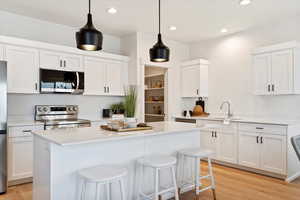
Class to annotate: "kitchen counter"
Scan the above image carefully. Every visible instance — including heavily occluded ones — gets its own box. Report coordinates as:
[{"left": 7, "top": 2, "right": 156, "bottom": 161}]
[
  {"left": 32, "top": 121, "right": 201, "bottom": 146},
  {"left": 174, "top": 115, "right": 300, "bottom": 126},
  {"left": 32, "top": 121, "right": 201, "bottom": 200}
]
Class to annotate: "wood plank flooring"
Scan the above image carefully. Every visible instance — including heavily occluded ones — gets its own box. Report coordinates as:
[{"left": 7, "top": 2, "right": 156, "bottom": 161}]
[{"left": 1, "top": 162, "right": 300, "bottom": 200}]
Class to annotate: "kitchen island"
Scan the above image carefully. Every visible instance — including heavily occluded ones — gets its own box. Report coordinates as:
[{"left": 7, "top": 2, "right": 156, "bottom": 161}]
[{"left": 31, "top": 121, "right": 201, "bottom": 200}]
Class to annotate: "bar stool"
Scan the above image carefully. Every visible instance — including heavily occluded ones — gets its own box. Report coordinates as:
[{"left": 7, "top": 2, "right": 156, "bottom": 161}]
[
  {"left": 78, "top": 165, "right": 128, "bottom": 200},
  {"left": 177, "top": 148, "right": 216, "bottom": 200},
  {"left": 136, "top": 155, "right": 179, "bottom": 200}
]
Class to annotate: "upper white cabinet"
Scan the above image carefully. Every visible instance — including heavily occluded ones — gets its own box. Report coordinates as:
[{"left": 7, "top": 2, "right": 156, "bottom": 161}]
[
  {"left": 5, "top": 45, "right": 39, "bottom": 94},
  {"left": 40, "top": 50, "right": 83, "bottom": 72},
  {"left": 181, "top": 59, "right": 209, "bottom": 98},
  {"left": 253, "top": 41, "right": 300, "bottom": 95},
  {"left": 84, "top": 57, "right": 127, "bottom": 96},
  {"left": 0, "top": 44, "right": 4, "bottom": 61}
]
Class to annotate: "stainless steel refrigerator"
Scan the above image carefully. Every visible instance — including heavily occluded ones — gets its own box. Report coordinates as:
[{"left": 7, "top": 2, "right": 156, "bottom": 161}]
[{"left": 0, "top": 61, "right": 7, "bottom": 194}]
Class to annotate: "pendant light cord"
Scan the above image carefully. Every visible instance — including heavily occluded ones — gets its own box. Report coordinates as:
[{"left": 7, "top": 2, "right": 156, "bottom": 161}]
[
  {"left": 89, "top": 0, "right": 91, "bottom": 14},
  {"left": 159, "top": 0, "right": 161, "bottom": 34}
]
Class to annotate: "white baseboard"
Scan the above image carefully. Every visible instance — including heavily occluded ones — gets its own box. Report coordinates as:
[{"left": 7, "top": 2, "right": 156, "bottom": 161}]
[{"left": 285, "top": 171, "right": 300, "bottom": 183}]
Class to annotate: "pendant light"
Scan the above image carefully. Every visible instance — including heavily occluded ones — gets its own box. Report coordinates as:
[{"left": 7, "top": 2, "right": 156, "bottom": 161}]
[
  {"left": 149, "top": 0, "right": 170, "bottom": 62},
  {"left": 76, "top": 0, "right": 103, "bottom": 51}
]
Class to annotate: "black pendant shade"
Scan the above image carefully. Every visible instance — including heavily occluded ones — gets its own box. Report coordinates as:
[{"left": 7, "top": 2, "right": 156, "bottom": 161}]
[
  {"left": 76, "top": 0, "right": 103, "bottom": 51},
  {"left": 149, "top": 0, "right": 170, "bottom": 62}
]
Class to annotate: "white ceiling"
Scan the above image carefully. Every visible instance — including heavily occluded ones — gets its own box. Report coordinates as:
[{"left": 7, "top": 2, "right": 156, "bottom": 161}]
[{"left": 1, "top": 0, "right": 300, "bottom": 42}]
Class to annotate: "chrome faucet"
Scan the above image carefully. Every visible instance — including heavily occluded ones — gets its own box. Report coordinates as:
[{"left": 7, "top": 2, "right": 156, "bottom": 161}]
[{"left": 220, "top": 101, "right": 233, "bottom": 119}]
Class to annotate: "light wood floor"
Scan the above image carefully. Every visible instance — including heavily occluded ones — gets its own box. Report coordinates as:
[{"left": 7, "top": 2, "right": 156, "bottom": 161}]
[{"left": 1, "top": 162, "right": 300, "bottom": 200}]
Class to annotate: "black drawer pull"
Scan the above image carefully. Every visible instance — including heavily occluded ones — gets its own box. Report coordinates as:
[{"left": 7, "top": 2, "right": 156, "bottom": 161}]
[
  {"left": 22, "top": 130, "right": 32, "bottom": 133},
  {"left": 256, "top": 127, "right": 264, "bottom": 130}
]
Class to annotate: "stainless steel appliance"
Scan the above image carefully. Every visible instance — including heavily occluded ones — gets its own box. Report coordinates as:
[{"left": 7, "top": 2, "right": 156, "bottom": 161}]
[
  {"left": 0, "top": 61, "right": 7, "bottom": 194},
  {"left": 40, "top": 69, "right": 84, "bottom": 94},
  {"left": 35, "top": 105, "right": 91, "bottom": 130}
]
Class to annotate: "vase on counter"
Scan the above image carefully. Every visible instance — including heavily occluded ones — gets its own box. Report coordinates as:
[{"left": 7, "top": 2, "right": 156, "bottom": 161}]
[{"left": 125, "top": 117, "right": 138, "bottom": 128}]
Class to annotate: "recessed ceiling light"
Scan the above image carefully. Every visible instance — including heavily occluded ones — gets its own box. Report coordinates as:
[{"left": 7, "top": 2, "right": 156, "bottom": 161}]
[
  {"left": 239, "top": 0, "right": 252, "bottom": 6},
  {"left": 107, "top": 7, "right": 117, "bottom": 14},
  {"left": 169, "top": 26, "right": 177, "bottom": 31},
  {"left": 221, "top": 28, "right": 228, "bottom": 33}
]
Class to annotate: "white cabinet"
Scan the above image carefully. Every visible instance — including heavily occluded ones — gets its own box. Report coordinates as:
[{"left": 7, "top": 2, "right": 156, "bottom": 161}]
[
  {"left": 5, "top": 45, "right": 39, "bottom": 94},
  {"left": 8, "top": 125, "right": 44, "bottom": 181},
  {"left": 253, "top": 41, "right": 300, "bottom": 95},
  {"left": 0, "top": 44, "right": 4, "bottom": 61},
  {"left": 238, "top": 123, "right": 287, "bottom": 175},
  {"left": 239, "top": 131, "right": 261, "bottom": 169},
  {"left": 181, "top": 59, "right": 209, "bottom": 98},
  {"left": 40, "top": 50, "right": 83, "bottom": 72},
  {"left": 199, "top": 121, "right": 238, "bottom": 163},
  {"left": 84, "top": 56, "right": 127, "bottom": 96}
]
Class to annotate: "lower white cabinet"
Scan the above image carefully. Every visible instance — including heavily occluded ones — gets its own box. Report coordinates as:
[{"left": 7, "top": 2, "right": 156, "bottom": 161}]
[
  {"left": 8, "top": 125, "right": 44, "bottom": 181},
  {"left": 8, "top": 136, "right": 33, "bottom": 181},
  {"left": 238, "top": 124, "right": 287, "bottom": 175},
  {"left": 198, "top": 120, "right": 287, "bottom": 175},
  {"left": 200, "top": 122, "right": 238, "bottom": 164}
]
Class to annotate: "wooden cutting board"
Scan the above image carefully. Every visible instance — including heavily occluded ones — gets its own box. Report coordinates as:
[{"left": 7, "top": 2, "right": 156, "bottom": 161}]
[{"left": 100, "top": 125, "right": 153, "bottom": 132}]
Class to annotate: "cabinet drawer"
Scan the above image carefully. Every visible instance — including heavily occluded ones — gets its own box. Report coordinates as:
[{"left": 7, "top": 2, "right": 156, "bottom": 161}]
[
  {"left": 239, "top": 123, "right": 287, "bottom": 135},
  {"left": 8, "top": 125, "right": 44, "bottom": 138},
  {"left": 197, "top": 120, "right": 238, "bottom": 132}
]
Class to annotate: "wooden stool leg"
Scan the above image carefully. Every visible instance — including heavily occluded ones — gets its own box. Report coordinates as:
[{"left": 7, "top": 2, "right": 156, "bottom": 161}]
[
  {"left": 154, "top": 168, "right": 160, "bottom": 200},
  {"left": 212, "top": 189, "right": 217, "bottom": 200}
]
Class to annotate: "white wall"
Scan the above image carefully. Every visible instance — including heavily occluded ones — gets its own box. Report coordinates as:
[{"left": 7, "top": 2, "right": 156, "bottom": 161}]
[
  {"left": 121, "top": 32, "right": 190, "bottom": 121},
  {"left": 188, "top": 16, "right": 300, "bottom": 118},
  {"left": 8, "top": 94, "right": 123, "bottom": 120},
  {"left": 0, "top": 10, "right": 121, "bottom": 54}
]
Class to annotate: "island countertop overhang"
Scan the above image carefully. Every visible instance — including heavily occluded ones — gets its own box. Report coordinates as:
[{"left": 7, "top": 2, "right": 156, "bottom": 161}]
[{"left": 31, "top": 121, "right": 201, "bottom": 146}]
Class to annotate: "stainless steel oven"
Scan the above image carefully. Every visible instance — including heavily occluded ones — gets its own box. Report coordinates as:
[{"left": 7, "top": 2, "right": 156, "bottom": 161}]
[
  {"left": 35, "top": 105, "right": 91, "bottom": 130},
  {"left": 40, "top": 69, "right": 84, "bottom": 94}
]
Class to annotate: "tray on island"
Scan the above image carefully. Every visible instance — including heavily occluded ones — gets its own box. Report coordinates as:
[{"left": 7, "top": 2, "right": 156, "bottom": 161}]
[{"left": 100, "top": 125, "right": 153, "bottom": 132}]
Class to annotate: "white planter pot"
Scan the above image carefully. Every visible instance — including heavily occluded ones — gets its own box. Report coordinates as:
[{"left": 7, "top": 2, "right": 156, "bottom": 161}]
[{"left": 125, "top": 117, "right": 137, "bottom": 128}]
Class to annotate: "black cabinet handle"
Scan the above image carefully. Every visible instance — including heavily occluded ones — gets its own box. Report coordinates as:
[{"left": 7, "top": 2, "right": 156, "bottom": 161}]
[
  {"left": 215, "top": 131, "right": 217, "bottom": 138},
  {"left": 272, "top": 84, "right": 275, "bottom": 92},
  {"left": 256, "top": 127, "right": 264, "bottom": 130},
  {"left": 35, "top": 83, "right": 38, "bottom": 91},
  {"left": 256, "top": 136, "right": 259, "bottom": 143},
  {"left": 107, "top": 87, "right": 110, "bottom": 93},
  {"left": 260, "top": 136, "right": 263, "bottom": 144},
  {"left": 196, "top": 89, "right": 199, "bottom": 95},
  {"left": 212, "top": 131, "right": 214, "bottom": 137},
  {"left": 60, "top": 60, "right": 62, "bottom": 67},
  {"left": 64, "top": 60, "right": 66, "bottom": 67},
  {"left": 268, "top": 84, "right": 270, "bottom": 92}
]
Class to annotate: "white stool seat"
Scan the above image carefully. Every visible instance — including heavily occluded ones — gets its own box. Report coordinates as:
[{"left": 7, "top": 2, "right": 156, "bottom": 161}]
[
  {"left": 137, "top": 155, "right": 177, "bottom": 168},
  {"left": 79, "top": 165, "right": 127, "bottom": 182},
  {"left": 136, "top": 155, "right": 179, "bottom": 200},
  {"left": 178, "top": 148, "right": 214, "bottom": 158},
  {"left": 78, "top": 165, "right": 128, "bottom": 200}
]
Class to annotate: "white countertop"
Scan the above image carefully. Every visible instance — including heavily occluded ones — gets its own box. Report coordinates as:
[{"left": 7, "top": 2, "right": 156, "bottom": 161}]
[
  {"left": 174, "top": 115, "right": 300, "bottom": 126},
  {"left": 31, "top": 121, "right": 201, "bottom": 146}
]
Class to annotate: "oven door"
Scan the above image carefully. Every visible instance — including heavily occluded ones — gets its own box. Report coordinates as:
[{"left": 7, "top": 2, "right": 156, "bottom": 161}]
[{"left": 40, "top": 69, "right": 84, "bottom": 94}]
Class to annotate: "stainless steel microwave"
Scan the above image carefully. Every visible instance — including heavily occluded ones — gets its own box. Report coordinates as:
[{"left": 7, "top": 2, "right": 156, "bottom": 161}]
[{"left": 40, "top": 69, "right": 84, "bottom": 94}]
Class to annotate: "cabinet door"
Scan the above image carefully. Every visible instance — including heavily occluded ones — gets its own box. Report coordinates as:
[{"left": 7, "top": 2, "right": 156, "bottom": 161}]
[
  {"left": 63, "top": 53, "right": 83, "bottom": 72},
  {"left": 40, "top": 50, "right": 62, "bottom": 70},
  {"left": 200, "top": 130, "right": 217, "bottom": 159},
  {"left": 181, "top": 65, "right": 200, "bottom": 97},
  {"left": 260, "top": 134, "right": 286, "bottom": 175},
  {"left": 253, "top": 54, "right": 271, "bottom": 95},
  {"left": 106, "top": 61, "right": 124, "bottom": 96},
  {"left": 199, "top": 64, "right": 209, "bottom": 97},
  {"left": 5, "top": 45, "right": 39, "bottom": 94},
  {"left": 216, "top": 130, "right": 238, "bottom": 164},
  {"left": 0, "top": 44, "right": 4, "bottom": 61},
  {"left": 84, "top": 57, "right": 106, "bottom": 95},
  {"left": 8, "top": 137, "right": 33, "bottom": 181},
  {"left": 238, "top": 131, "right": 260, "bottom": 169},
  {"left": 271, "top": 50, "right": 294, "bottom": 95}
]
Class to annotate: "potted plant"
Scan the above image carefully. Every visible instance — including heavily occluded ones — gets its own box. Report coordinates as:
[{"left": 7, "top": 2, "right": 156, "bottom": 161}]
[
  {"left": 110, "top": 102, "right": 125, "bottom": 114},
  {"left": 124, "top": 86, "right": 137, "bottom": 128}
]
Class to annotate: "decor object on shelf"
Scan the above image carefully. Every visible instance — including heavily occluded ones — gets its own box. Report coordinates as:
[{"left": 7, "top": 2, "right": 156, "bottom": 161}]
[
  {"left": 124, "top": 86, "right": 138, "bottom": 128},
  {"left": 76, "top": 0, "right": 103, "bottom": 51},
  {"left": 149, "top": 0, "right": 170, "bottom": 62}
]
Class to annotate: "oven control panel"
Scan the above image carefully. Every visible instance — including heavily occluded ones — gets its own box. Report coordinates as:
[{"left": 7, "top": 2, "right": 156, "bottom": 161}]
[{"left": 35, "top": 105, "right": 79, "bottom": 116}]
